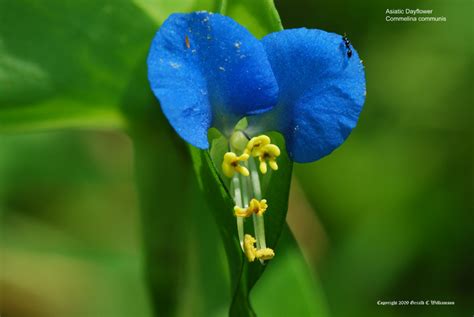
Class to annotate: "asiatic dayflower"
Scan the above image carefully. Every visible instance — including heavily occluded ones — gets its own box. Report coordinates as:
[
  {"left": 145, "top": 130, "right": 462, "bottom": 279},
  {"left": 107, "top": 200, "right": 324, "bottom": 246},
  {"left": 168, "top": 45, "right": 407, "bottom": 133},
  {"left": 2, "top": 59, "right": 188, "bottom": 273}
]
[{"left": 147, "top": 11, "right": 366, "bottom": 263}]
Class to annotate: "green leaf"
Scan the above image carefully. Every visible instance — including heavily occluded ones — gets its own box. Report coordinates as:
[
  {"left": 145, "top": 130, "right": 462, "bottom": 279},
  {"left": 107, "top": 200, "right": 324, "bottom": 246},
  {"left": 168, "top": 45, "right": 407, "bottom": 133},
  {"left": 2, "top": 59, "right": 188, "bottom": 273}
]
[
  {"left": 0, "top": 0, "right": 157, "bottom": 132},
  {"left": 252, "top": 226, "right": 329, "bottom": 317},
  {"left": 0, "top": 0, "right": 218, "bottom": 133},
  {"left": 123, "top": 56, "right": 197, "bottom": 316}
]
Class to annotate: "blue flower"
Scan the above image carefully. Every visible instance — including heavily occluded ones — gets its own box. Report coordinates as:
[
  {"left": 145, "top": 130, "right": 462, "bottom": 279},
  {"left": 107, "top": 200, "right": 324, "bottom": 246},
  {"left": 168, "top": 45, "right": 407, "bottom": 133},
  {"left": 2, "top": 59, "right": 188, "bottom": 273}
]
[
  {"left": 147, "top": 11, "right": 366, "bottom": 163},
  {"left": 147, "top": 11, "right": 366, "bottom": 262}
]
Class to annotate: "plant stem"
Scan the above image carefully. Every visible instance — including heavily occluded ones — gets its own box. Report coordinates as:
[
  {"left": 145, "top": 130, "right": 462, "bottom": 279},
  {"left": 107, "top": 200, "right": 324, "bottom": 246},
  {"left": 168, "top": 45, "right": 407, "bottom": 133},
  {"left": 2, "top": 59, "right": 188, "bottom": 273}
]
[
  {"left": 248, "top": 158, "right": 267, "bottom": 251},
  {"left": 231, "top": 174, "right": 244, "bottom": 250}
]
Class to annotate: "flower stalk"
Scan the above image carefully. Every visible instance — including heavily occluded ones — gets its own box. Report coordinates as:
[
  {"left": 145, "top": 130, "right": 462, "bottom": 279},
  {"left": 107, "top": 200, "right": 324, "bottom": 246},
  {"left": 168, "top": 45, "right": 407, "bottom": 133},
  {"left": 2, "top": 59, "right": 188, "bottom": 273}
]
[
  {"left": 230, "top": 172, "right": 244, "bottom": 250},
  {"left": 248, "top": 158, "right": 264, "bottom": 250}
]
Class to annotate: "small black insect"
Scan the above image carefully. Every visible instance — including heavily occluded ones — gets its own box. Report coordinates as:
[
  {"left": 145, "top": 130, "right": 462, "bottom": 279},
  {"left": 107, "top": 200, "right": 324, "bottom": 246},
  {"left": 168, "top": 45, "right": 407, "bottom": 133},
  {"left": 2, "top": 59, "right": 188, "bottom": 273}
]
[{"left": 342, "top": 33, "right": 352, "bottom": 58}]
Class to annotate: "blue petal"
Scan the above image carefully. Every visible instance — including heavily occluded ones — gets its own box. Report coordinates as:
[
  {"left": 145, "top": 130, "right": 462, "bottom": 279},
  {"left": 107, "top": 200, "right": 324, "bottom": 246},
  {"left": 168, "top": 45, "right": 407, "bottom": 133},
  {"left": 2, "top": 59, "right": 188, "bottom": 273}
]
[
  {"left": 255, "top": 28, "right": 366, "bottom": 162},
  {"left": 147, "top": 12, "right": 279, "bottom": 149}
]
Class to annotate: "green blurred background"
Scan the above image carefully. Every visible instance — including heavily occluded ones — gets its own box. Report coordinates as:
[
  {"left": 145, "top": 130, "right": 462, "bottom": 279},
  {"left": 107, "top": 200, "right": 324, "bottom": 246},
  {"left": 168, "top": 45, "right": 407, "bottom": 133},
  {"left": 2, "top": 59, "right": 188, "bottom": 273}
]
[{"left": 1, "top": 0, "right": 472, "bottom": 316}]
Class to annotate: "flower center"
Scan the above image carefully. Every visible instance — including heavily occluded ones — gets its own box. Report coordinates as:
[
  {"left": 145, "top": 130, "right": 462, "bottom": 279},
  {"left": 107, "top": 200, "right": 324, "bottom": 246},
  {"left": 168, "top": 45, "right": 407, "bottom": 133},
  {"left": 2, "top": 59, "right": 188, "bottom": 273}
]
[{"left": 221, "top": 131, "right": 281, "bottom": 263}]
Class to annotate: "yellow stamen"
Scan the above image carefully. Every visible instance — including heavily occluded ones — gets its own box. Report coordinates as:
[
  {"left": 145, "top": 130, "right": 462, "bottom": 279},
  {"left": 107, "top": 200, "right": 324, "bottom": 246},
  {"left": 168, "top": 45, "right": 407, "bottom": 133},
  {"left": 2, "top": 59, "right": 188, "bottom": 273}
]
[
  {"left": 259, "top": 159, "right": 267, "bottom": 174},
  {"left": 244, "top": 135, "right": 271, "bottom": 156},
  {"left": 222, "top": 152, "right": 249, "bottom": 178},
  {"left": 249, "top": 198, "right": 268, "bottom": 216},
  {"left": 268, "top": 160, "right": 278, "bottom": 171},
  {"left": 244, "top": 135, "right": 281, "bottom": 174},
  {"left": 234, "top": 205, "right": 251, "bottom": 217},
  {"left": 233, "top": 199, "right": 268, "bottom": 218},
  {"left": 257, "top": 144, "right": 280, "bottom": 174},
  {"left": 255, "top": 248, "right": 275, "bottom": 261},
  {"left": 243, "top": 234, "right": 275, "bottom": 262},
  {"left": 244, "top": 234, "right": 257, "bottom": 262}
]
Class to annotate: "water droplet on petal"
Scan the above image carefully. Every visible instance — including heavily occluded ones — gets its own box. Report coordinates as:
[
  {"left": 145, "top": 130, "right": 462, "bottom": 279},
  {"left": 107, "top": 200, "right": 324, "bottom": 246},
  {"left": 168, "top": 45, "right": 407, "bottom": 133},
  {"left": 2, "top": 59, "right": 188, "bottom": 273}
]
[
  {"left": 234, "top": 41, "right": 241, "bottom": 49},
  {"left": 219, "top": 66, "right": 225, "bottom": 71}
]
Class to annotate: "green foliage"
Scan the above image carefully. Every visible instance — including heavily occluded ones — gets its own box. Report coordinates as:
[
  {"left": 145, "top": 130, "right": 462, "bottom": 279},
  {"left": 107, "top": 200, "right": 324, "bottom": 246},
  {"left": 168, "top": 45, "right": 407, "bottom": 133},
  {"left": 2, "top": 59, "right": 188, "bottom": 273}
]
[
  {"left": 0, "top": 0, "right": 217, "bottom": 132},
  {"left": 2, "top": 0, "right": 472, "bottom": 316},
  {"left": 0, "top": 0, "right": 148, "bottom": 131},
  {"left": 252, "top": 226, "right": 329, "bottom": 317},
  {"left": 222, "top": 0, "right": 283, "bottom": 38}
]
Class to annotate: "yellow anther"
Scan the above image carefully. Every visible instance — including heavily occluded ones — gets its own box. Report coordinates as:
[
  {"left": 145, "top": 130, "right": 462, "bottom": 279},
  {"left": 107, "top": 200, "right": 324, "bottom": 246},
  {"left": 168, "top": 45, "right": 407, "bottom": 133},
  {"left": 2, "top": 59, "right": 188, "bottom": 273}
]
[
  {"left": 243, "top": 234, "right": 275, "bottom": 262},
  {"left": 249, "top": 198, "right": 268, "bottom": 216},
  {"left": 258, "top": 144, "right": 280, "bottom": 174},
  {"left": 222, "top": 152, "right": 249, "bottom": 178},
  {"left": 234, "top": 205, "right": 251, "bottom": 217},
  {"left": 243, "top": 135, "right": 281, "bottom": 174},
  {"left": 244, "top": 135, "right": 271, "bottom": 156},
  {"left": 256, "top": 248, "right": 275, "bottom": 261},
  {"left": 244, "top": 234, "right": 257, "bottom": 262},
  {"left": 233, "top": 199, "right": 268, "bottom": 218}
]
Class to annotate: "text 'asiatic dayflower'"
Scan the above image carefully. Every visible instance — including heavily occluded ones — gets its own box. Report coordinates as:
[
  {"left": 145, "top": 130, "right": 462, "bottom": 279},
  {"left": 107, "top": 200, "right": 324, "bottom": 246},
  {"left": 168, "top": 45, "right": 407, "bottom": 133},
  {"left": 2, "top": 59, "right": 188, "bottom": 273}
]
[{"left": 147, "top": 11, "right": 366, "bottom": 263}]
